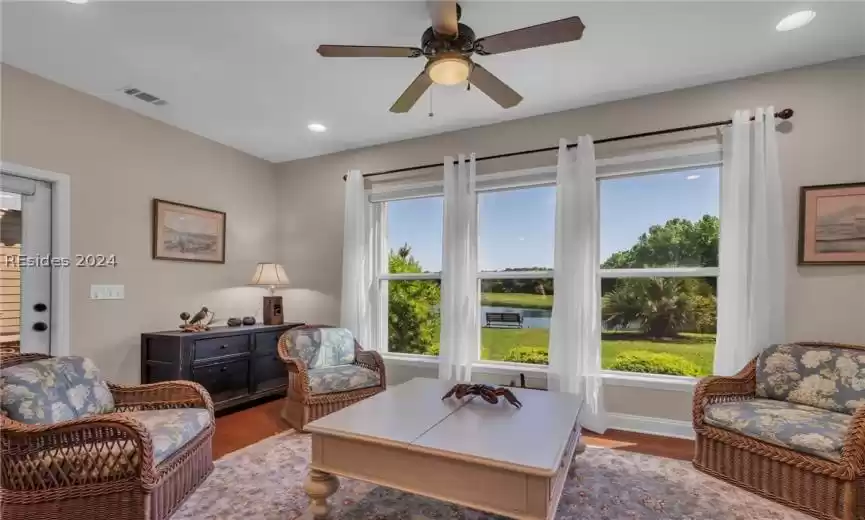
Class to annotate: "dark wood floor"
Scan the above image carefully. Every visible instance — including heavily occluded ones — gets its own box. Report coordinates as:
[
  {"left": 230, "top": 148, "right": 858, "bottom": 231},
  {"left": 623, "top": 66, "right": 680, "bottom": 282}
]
[{"left": 213, "top": 397, "right": 695, "bottom": 461}]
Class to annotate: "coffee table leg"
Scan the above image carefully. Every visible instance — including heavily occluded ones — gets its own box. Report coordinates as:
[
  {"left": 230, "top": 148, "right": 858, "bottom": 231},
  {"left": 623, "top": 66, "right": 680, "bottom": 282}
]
[
  {"left": 304, "top": 469, "right": 340, "bottom": 519},
  {"left": 569, "top": 439, "right": 587, "bottom": 478}
]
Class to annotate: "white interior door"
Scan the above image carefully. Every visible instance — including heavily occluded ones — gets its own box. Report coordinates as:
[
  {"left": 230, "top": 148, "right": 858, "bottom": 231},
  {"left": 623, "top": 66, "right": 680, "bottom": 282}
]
[{"left": 0, "top": 172, "right": 52, "bottom": 355}]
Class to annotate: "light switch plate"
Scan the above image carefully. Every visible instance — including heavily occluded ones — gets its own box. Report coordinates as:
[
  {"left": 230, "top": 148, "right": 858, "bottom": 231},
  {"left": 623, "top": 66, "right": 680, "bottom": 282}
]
[{"left": 90, "top": 284, "right": 125, "bottom": 300}]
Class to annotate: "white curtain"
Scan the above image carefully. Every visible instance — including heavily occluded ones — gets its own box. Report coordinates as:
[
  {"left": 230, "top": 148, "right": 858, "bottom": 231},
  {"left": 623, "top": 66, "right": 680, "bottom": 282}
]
[
  {"left": 548, "top": 137, "right": 606, "bottom": 433},
  {"left": 439, "top": 154, "right": 479, "bottom": 382},
  {"left": 715, "top": 107, "right": 785, "bottom": 375},
  {"left": 340, "top": 169, "right": 374, "bottom": 348}
]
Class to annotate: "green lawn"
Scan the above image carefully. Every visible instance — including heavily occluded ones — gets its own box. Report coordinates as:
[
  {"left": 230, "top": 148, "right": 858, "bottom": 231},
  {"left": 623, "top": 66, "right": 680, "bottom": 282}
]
[
  {"left": 480, "top": 328, "right": 715, "bottom": 376},
  {"left": 481, "top": 292, "right": 553, "bottom": 310}
]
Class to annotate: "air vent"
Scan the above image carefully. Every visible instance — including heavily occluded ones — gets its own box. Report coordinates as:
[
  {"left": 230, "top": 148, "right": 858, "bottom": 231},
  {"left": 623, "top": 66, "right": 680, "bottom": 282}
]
[{"left": 121, "top": 87, "right": 168, "bottom": 106}]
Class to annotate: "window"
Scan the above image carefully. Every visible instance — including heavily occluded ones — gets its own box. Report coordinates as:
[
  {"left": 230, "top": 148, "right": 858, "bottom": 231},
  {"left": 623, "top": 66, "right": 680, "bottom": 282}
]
[
  {"left": 371, "top": 156, "right": 721, "bottom": 378},
  {"left": 478, "top": 186, "right": 554, "bottom": 364},
  {"left": 379, "top": 197, "right": 442, "bottom": 356},
  {"left": 600, "top": 166, "right": 720, "bottom": 377}
]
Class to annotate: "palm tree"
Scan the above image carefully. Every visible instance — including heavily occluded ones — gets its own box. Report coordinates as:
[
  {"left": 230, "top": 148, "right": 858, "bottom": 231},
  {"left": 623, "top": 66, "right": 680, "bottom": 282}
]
[{"left": 602, "top": 278, "right": 693, "bottom": 338}]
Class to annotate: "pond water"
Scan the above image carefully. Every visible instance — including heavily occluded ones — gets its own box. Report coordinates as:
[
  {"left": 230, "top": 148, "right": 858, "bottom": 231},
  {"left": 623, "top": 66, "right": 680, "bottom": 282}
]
[{"left": 482, "top": 306, "right": 551, "bottom": 329}]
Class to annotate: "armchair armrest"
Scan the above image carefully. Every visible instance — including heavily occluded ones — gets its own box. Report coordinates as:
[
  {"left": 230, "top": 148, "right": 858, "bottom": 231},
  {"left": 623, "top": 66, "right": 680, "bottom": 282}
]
[
  {"left": 841, "top": 405, "right": 865, "bottom": 474},
  {"left": 692, "top": 359, "right": 757, "bottom": 430},
  {"left": 0, "top": 413, "right": 157, "bottom": 489},
  {"left": 277, "top": 334, "right": 311, "bottom": 395},
  {"left": 355, "top": 349, "right": 387, "bottom": 389},
  {"left": 109, "top": 381, "right": 214, "bottom": 417}
]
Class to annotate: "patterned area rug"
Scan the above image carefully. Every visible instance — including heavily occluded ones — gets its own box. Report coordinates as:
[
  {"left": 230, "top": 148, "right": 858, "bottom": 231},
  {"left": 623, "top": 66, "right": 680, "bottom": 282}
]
[{"left": 172, "top": 431, "right": 808, "bottom": 520}]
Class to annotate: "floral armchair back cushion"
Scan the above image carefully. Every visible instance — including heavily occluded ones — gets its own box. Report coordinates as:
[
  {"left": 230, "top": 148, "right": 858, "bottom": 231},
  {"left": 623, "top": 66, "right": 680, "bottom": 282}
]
[
  {"left": 285, "top": 327, "right": 357, "bottom": 369},
  {"left": 0, "top": 356, "right": 115, "bottom": 424},
  {"left": 756, "top": 343, "right": 865, "bottom": 415}
]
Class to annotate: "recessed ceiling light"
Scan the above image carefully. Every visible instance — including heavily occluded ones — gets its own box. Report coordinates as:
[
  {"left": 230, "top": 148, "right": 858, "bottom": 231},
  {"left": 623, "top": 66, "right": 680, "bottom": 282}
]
[
  {"left": 776, "top": 10, "right": 816, "bottom": 32},
  {"left": 307, "top": 123, "right": 327, "bottom": 133},
  {"left": 65, "top": 0, "right": 89, "bottom": 4}
]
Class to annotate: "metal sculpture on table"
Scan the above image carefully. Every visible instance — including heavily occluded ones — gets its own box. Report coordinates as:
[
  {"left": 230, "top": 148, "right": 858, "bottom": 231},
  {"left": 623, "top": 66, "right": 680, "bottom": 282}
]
[{"left": 442, "top": 383, "right": 522, "bottom": 408}]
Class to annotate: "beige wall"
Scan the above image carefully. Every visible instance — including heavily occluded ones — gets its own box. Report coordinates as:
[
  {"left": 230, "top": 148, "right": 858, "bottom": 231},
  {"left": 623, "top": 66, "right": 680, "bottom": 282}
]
[
  {"left": 0, "top": 65, "right": 278, "bottom": 383},
  {"left": 275, "top": 57, "right": 865, "bottom": 422}
]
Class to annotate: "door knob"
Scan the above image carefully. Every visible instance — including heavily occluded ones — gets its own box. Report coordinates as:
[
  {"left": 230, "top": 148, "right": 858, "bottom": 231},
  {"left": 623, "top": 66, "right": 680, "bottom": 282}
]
[
  {"left": 33, "top": 303, "right": 48, "bottom": 312},
  {"left": 33, "top": 322, "right": 48, "bottom": 332}
]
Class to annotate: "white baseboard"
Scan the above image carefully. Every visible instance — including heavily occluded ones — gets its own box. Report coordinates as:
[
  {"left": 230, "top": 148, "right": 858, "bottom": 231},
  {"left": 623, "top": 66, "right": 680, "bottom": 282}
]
[{"left": 606, "top": 412, "right": 695, "bottom": 440}]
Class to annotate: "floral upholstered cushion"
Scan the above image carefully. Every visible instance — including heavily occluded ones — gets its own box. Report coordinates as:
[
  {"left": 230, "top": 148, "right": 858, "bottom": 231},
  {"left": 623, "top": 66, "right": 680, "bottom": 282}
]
[
  {"left": 124, "top": 408, "right": 212, "bottom": 464},
  {"left": 308, "top": 365, "right": 380, "bottom": 395},
  {"left": 284, "top": 327, "right": 357, "bottom": 368},
  {"left": 703, "top": 399, "right": 850, "bottom": 461},
  {"left": 309, "top": 328, "right": 356, "bottom": 368},
  {"left": 0, "top": 356, "right": 115, "bottom": 424},
  {"left": 756, "top": 343, "right": 865, "bottom": 414}
]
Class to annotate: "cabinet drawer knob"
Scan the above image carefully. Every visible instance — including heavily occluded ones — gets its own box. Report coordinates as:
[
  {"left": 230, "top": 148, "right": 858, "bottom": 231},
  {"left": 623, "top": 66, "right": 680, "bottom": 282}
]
[
  {"left": 220, "top": 366, "right": 228, "bottom": 372},
  {"left": 220, "top": 344, "right": 228, "bottom": 349}
]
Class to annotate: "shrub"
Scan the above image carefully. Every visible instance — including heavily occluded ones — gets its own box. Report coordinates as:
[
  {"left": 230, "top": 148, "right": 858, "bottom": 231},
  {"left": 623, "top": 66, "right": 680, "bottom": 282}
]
[
  {"left": 503, "top": 346, "right": 549, "bottom": 365},
  {"left": 426, "top": 344, "right": 440, "bottom": 356},
  {"left": 608, "top": 350, "right": 701, "bottom": 377}
]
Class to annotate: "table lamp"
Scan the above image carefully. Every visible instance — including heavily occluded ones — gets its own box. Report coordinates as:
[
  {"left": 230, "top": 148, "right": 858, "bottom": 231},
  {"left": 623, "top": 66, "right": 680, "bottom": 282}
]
[{"left": 249, "top": 263, "right": 289, "bottom": 325}]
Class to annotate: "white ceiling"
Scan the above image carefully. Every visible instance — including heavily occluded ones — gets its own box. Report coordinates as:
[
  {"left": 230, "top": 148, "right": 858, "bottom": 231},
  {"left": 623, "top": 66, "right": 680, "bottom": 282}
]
[{"left": 2, "top": 1, "right": 864, "bottom": 163}]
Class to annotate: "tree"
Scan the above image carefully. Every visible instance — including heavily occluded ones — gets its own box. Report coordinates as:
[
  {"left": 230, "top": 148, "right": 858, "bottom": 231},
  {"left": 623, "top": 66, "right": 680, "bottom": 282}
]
[
  {"left": 602, "top": 215, "right": 719, "bottom": 269},
  {"left": 388, "top": 244, "right": 441, "bottom": 354},
  {"left": 602, "top": 278, "right": 694, "bottom": 338},
  {"left": 601, "top": 215, "right": 719, "bottom": 335}
]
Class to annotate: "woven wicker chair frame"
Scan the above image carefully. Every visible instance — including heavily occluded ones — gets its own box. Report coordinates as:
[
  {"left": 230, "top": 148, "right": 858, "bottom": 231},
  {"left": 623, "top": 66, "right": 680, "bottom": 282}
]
[
  {"left": 693, "top": 342, "right": 865, "bottom": 520},
  {"left": 277, "top": 325, "right": 386, "bottom": 432},
  {"left": 0, "top": 353, "right": 215, "bottom": 520}
]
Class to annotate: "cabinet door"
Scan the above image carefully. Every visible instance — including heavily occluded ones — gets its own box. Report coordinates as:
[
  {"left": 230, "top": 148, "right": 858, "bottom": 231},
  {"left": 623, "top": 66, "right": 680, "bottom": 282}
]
[
  {"left": 253, "top": 330, "right": 282, "bottom": 358},
  {"left": 254, "top": 354, "right": 287, "bottom": 393},
  {"left": 192, "top": 358, "right": 249, "bottom": 403}
]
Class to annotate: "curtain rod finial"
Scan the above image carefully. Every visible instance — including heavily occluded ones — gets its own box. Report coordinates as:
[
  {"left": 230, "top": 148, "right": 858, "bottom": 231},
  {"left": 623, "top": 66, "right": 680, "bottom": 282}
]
[{"left": 778, "top": 108, "right": 794, "bottom": 120}]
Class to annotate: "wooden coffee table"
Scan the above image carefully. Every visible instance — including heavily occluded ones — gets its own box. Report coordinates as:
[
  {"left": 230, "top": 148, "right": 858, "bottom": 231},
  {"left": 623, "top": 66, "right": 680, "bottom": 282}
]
[{"left": 303, "top": 377, "right": 584, "bottom": 519}]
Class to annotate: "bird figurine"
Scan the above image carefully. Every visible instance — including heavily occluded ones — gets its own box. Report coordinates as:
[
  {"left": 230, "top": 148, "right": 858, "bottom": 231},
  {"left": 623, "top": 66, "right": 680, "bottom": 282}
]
[
  {"left": 189, "top": 306, "right": 209, "bottom": 325},
  {"left": 179, "top": 306, "right": 214, "bottom": 332}
]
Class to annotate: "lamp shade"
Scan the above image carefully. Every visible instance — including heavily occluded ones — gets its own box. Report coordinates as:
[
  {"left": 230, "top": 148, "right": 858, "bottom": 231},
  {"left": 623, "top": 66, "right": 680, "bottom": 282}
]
[{"left": 249, "top": 263, "right": 289, "bottom": 287}]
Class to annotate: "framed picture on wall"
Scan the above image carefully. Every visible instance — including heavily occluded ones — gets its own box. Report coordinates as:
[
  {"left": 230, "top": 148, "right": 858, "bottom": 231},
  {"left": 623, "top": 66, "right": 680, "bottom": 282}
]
[
  {"left": 798, "top": 182, "right": 865, "bottom": 265},
  {"left": 152, "top": 199, "right": 226, "bottom": 263}
]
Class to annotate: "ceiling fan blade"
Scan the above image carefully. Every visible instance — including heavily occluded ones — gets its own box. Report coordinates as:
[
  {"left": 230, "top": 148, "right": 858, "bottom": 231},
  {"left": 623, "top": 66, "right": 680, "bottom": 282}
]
[
  {"left": 427, "top": 0, "right": 458, "bottom": 36},
  {"left": 474, "top": 16, "right": 585, "bottom": 55},
  {"left": 317, "top": 45, "right": 422, "bottom": 58},
  {"left": 468, "top": 63, "right": 522, "bottom": 109},
  {"left": 390, "top": 71, "right": 434, "bottom": 113}
]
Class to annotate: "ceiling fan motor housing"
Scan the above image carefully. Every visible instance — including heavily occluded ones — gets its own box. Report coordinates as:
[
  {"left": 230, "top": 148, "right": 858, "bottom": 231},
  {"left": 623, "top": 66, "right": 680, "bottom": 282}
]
[{"left": 421, "top": 23, "right": 476, "bottom": 58}]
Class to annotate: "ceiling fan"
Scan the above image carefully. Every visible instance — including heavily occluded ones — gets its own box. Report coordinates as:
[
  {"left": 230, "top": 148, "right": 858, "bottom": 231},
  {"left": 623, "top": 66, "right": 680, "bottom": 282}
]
[{"left": 316, "top": 1, "right": 585, "bottom": 113}]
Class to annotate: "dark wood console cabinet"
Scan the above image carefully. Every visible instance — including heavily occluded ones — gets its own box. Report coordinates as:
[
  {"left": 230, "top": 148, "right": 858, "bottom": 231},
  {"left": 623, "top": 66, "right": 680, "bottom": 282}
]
[{"left": 141, "top": 323, "right": 304, "bottom": 411}]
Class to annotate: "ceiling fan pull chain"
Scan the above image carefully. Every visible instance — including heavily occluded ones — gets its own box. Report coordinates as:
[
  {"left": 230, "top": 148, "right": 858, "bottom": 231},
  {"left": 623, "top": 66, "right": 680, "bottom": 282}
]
[{"left": 428, "top": 86, "right": 434, "bottom": 118}]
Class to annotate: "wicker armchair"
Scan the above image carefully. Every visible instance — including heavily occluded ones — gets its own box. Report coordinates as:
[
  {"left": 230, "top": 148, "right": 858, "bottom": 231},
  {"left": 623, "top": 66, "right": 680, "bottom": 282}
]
[
  {"left": 693, "top": 342, "right": 865, "bottom": 520},
  {"left": 0, "top": 353, "right": 215, "bottom": 520},
  {"left": 277, "top": 325, "right": 386, "bottom": 431}
]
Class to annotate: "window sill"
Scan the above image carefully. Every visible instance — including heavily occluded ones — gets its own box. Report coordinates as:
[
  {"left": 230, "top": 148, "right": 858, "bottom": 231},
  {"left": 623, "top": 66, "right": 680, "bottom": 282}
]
[{"left": 601, "top": 370, "right": 699, "bottom": 392}]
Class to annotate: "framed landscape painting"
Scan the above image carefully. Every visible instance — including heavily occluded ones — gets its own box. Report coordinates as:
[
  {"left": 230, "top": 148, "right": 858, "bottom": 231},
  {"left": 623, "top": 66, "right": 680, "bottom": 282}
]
[
  {"left": 152, "top": 199, "right": 226, "bottom": 263},
  {"left": 799, "top": 182, "right": 865, "bottom": 265}
]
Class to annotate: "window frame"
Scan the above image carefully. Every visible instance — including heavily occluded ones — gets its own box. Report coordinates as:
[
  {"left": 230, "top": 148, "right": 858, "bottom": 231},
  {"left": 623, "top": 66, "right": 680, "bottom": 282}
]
[
  {"left": 370, "top": 143, "right": 723, "bottom": 383},
  {"left": 375, "top": 197, "right": 443, "bottom": 358}
]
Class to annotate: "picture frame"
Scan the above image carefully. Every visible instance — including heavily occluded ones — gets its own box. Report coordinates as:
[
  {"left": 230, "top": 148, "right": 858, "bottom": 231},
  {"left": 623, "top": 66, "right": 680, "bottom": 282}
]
[
  {"left": 798, "top": 182, "right": 865, "bottom": 265},
  {"left": 152, "top": 198, "right": 226, "bottom": 263}
]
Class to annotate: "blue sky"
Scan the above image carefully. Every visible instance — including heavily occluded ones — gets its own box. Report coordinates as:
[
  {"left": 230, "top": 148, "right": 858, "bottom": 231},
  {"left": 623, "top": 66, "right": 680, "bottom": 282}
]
[{"left": 387, "top": 166, "right": 719, "bottom": 272}]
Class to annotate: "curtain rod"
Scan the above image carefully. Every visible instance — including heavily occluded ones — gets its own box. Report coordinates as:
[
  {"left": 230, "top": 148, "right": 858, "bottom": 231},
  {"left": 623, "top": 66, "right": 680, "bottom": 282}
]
[{"left": 344, "top": 108, "right": 794, "bottom": 181}]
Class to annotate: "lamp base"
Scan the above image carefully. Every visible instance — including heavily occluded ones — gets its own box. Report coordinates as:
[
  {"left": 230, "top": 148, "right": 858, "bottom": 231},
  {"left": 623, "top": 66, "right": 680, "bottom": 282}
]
[{"left": 263, "top": 296, "right": 284, "bottom": 325}]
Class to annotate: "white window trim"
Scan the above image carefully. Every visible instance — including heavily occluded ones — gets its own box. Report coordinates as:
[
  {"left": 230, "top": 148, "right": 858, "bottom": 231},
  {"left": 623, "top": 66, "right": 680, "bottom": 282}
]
[
  {"left": 477, "top": 270, "right": 552, "bottom": 280},
  {"left": 600, "top": 267, "right": 719, "bottom": 278},
  {"left": 0, "top": 161, "right": 71, "bottom": 357},
  {"left": 379, "top": 272, "right": 441, "bottom": 281}
]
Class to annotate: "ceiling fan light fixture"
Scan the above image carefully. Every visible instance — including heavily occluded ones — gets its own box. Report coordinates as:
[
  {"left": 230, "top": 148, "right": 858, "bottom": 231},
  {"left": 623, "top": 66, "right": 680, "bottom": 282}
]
[{"left": 427, "top": 57, "right": 470, "bottom": 86}]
